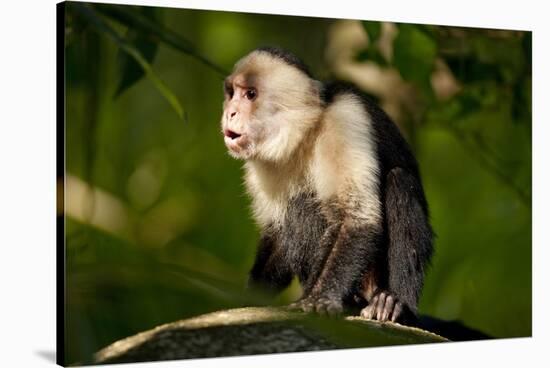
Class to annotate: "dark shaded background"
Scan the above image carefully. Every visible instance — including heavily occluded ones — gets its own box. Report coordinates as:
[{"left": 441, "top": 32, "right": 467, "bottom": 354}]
[{"left": 62, "top": 2, "right": 531, "bottom": 364}]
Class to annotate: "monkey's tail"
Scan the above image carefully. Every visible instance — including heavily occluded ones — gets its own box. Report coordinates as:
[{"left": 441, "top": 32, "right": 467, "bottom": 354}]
[{"left": 417, "top": 315, "right": 492, "bottom": 341}]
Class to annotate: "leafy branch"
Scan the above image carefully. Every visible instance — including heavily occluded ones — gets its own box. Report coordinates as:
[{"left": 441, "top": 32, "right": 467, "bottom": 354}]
[
  {"left": 93, "top": 3, "right": 228, "bottom": 76},
  {"left": 73, "top": 3, "right": 185, "bottom": 119}
]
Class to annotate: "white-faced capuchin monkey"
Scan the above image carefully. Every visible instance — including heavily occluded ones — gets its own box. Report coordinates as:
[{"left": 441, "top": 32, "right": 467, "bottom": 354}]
[{"left": 220, "top": 47, "right": 434, "bottom": 324}]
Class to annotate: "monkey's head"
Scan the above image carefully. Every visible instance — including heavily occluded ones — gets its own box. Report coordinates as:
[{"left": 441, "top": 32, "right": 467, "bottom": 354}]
[{"left": 221, "top": 47, "right": 323, "bottom": 162}]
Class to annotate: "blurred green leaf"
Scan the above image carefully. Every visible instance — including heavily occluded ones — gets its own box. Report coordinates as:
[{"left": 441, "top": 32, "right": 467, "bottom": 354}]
[
  {"left": 94, "top": 3, "right": 228, "bottom": 76},
  {"left": 115, "top": 7, "right": 160, "bottom": 97},
  {"left": 444, "top": 33, "right": 527, "bottom": 86},
  {"left": 453, "top": 92, "right": 482, "bottom": 120},
  {"left": 393, "top": 23, "right": 437, "bottom": 94},
  {"left": 74, "top": 3, "right": 184, "bottom": 119},
  {"left": 362, "top": 21, "right": 382, "bottom": 43},
  {"left": 356, "top": 48, "right": 387, "bottom": 65},
  {"left": 475, "top": 38, "right": 524, "bottom": 83},
  {"left": 446, "top": 56, "right": 501, "bottom": 84},
  {"left": 357, "top": 21, "right": 387, "bottom": 65}
]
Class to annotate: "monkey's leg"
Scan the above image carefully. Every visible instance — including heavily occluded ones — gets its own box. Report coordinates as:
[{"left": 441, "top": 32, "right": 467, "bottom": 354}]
[
  {"left": 361, "top": 167, "right": 433, "bottom": 323},
  {"left": 297, "top": 222, "right": 342, "bottom": 298},
  {"left": 290, "top": 221, "right": 383, "bottom": 316},
  {"left": 248, "top": 232, "right": 293, "bottom": 295}
]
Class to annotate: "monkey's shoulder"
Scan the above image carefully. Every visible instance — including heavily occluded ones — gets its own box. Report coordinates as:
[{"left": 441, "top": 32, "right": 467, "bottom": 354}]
[
  {"left": 310, "top": 88, "right": 381, "bottom": 205},
  {"left": 321, "top": 81, "right": 420, "bottom": 178}
]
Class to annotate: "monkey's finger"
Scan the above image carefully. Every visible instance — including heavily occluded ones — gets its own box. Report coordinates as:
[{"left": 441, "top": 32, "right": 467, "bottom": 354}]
[
  {"left": 360, "top": 296, "right": 378, "bottom": 320},
  {"left": 380, "top": 294, "right": 395, "bottom": 322},
  {"left": 360, "top": 305, "right": 373, "bottom": 319},
  {"left": 391, "top": 301, "right": 404, "bottom": 323},
  {"left": 375, "top": 292, "right": 387, "bottom": 320},
  {"left": 367, "top": 295, "right": 379, "bottom": 319}
]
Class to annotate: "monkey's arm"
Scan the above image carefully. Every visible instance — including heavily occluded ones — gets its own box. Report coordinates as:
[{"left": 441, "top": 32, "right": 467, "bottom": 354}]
[
  {"left": 361, "top": 167, "right": 434, "bottom": 323},
  {"left": 386, "top": 167, "right": 433, "bottom": 311},
  {"left": 292, "top": 221, "right": 383, "bottom": 315},
  {"left": 248, "top": 232, "right": 293, "bottom": 294}
]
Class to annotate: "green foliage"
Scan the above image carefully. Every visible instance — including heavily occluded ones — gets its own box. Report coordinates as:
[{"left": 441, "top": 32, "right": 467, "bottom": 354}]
[
  {"left": 363, "top": 21, "right": 382, "bottom": 42},
  {"left": 70, "top": 2, "right": 229, "bottom": 119},
  {"left": 72, "top": 3, "right": 184, "bottom": 119},
  {"left": 94, "top": 3, "right": 228, "bottom": 75},
  {"left": 357, "top": 21, "right": 387, "bottom": 65},
  {"left": 115, "top": 7, "right": 160, "bottom": 97},
  {"left": 393, "top": 24, "right": 437, "bottom": 95}
]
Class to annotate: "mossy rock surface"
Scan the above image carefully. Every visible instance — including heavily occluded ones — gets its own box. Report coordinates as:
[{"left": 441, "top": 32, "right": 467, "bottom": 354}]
[{"left": 94, "top": 307, "right": 447, "bottom": 364}]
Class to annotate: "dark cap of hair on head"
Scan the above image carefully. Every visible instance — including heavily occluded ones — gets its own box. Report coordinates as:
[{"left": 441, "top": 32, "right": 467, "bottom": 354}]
[{"left": 255, "top": 46, "right": 313, "bottom": 78}]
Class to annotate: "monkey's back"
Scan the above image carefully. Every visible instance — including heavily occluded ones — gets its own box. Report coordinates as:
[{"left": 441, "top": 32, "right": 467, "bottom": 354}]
[{"left": 271, "top": 83, "right": 431, "bottom": 303}]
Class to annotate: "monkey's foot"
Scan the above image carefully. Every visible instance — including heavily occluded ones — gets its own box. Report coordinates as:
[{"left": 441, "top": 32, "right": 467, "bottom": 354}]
[
  {"left": 288, "top": 296, "right": 343, "bottom": 316},
  {"left": 360, "top": 291, "right": 412, "bottom": 323}
]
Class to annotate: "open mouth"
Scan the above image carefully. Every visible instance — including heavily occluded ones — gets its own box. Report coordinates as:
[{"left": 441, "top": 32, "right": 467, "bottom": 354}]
[
  {"left": 224, "top": 129, "right": 242, "bottom": 140},
  {"left": 223, "top": 128, "right": 248, "bottom": 154}
]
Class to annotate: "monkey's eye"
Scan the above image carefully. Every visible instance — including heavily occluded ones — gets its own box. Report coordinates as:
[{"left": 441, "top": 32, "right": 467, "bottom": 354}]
[
  {"left": 225, "top": 86, "right": 234, "bottom": 98},
  {"left": 245, "top": 88, "right": 257, "bottom": 101}
]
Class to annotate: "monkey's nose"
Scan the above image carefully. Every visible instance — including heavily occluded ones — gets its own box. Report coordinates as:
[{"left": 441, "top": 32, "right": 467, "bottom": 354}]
[{"left": 225, "top": 110, "right": 238, "bottom": 122}]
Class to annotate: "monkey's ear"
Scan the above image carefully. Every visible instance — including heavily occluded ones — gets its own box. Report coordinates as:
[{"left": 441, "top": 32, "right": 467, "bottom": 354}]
[
  {"left": 311, "top": 80, "right": 326, "bottom": 103},
  {"left": 311, "top": 80, "right": 324, "bottom": 94}
]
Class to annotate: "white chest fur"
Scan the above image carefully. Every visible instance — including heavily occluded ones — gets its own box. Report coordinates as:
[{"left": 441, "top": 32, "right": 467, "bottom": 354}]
[{"left": 244, "top": 92, "right": 382, "bottom": 229}]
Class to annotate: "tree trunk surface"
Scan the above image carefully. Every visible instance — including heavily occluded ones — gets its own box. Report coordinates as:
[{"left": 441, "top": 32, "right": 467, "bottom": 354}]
[{"left": 93, "top": 307, "right": 448, "bottom": 364}]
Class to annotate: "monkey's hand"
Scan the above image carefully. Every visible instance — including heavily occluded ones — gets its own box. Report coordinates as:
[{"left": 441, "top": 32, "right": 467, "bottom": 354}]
[
  {"left": 360, "top": 290, "right": 415, "bottom": 324},
  {"left": 288, "top": 294, "right": 344, "bottom": 316}
]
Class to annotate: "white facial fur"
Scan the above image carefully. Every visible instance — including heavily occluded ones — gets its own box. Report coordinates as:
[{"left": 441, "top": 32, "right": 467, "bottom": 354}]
[{"left": 221, "top": 51, "right": 323, "bottom": 163}]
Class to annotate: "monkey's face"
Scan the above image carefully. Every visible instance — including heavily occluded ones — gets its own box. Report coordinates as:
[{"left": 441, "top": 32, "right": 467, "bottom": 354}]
[
  {"left": 221, "top": 73, "right": 263, "bottom": 160},
  {"left": 221, "top": 51, "right": 323, "bottom": 162}
]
